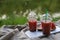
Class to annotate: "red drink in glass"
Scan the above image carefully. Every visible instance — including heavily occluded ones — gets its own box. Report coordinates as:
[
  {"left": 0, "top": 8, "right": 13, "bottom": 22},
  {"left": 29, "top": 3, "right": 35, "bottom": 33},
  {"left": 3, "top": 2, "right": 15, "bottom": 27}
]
[
  {"left": 41, "top": 22, "right": 51, "bottom": 36},
  {"left": 29, "top": 20, "right": 37, "bottom": 32},
  {"left": 50, "top": 22, "right": 56, "bottom": 30}
]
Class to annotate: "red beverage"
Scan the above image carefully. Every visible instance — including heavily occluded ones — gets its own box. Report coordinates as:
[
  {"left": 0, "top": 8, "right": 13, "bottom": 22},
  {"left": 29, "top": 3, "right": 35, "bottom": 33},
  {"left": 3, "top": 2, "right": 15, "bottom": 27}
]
[
  {"left": 50, "top": 22, "right": 56, "bottom": 30},
  {"left": 41, "top": 22, "right": 51, "bottom": 36},
  {"left": 29, "top": 20, "right": 37, "bottom": 32}
]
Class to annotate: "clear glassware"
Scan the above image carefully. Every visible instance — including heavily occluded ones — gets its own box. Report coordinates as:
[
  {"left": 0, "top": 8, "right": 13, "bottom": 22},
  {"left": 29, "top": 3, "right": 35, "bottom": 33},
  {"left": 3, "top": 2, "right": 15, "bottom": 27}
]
[
  {"left": 41, "top": 13, "right": 52, "bottom": 36},
  {"left": 40, "top": 14, "right": 52, "bottom": 23},
  {"left": 27, "top": 11, "right": 37, "bottom": 21},
  {"left": 27, "top": 11, "right": 37, "bottom": 32}
]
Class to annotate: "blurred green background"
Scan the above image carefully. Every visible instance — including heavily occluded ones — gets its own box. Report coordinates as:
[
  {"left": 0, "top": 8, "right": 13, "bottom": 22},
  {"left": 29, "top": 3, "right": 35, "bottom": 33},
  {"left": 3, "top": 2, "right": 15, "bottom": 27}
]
[{"left": 0, "top": 0, "right": 60, "bottom": 27}]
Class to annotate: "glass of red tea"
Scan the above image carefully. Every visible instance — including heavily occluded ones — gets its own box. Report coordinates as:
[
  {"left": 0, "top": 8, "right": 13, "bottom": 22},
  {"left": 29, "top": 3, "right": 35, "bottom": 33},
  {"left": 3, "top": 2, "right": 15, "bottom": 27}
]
[
  {"left": 29, "top": 20, "right": 37, "bottom": 32},
  {"left": 27, "top": 12, "right": 37, "bottom": 32},
  {"left": 41, "top": 21, "right": 51, "bottom": 36}
]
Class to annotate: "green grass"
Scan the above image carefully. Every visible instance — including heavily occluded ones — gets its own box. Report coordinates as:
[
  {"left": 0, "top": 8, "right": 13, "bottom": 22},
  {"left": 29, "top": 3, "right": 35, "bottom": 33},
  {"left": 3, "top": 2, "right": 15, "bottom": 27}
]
[
  {"left": 13, "top": 17, "right": 28, "bottom": 25},
  {"left": 0, "top": 16, "right": 60, "bottom": 27},
  {"left": 52, "top": 17, "right": 60, "bottom": 22},
  {"left": 0, "top": 16, "right": 28, "bottom": 27}
]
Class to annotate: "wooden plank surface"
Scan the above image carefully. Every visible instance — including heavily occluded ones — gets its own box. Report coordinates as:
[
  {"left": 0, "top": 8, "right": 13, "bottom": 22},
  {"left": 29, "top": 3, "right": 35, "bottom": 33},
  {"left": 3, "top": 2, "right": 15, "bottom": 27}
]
[{"left": 10, "top": 27, "right": 60, "bottom": 40}]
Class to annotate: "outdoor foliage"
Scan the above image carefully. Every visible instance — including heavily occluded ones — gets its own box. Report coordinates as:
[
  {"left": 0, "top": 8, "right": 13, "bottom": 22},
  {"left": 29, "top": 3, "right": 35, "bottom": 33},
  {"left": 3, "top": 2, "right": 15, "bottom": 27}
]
[
  {"left": 0, "top": 0, "right": 60, "bottom": 16},
  {"left": 0, "top": 0, "right": 60, "bottom": 27},
  {"left": 0, "top": 16, "right": 27, "bottom": 27}
]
